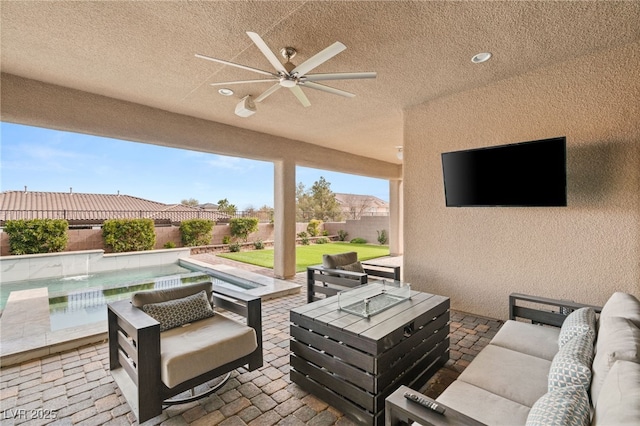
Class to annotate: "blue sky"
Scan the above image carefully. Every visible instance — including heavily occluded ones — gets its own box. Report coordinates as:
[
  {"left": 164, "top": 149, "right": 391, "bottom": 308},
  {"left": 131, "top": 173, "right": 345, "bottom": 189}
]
[{"left": 0, "top": 123, "right": 388, "bottom": 209}]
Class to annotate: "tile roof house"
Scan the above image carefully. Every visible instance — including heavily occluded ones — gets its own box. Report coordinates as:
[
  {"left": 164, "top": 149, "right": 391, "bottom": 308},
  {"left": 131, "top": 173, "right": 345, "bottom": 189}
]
[
  {"left": 0, "top": 190, "right": 228, "bottom": 226},
  {"left": 334, "top": 193, "right": 389, "bottom": 219}
]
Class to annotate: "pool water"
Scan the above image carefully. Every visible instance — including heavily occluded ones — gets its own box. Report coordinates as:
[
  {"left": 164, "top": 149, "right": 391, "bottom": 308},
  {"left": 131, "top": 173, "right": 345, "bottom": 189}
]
[
  {"left": 1, "top": 262, "right": 265, "bottom": 331},
  {"left": 47, "top": 270, "right": 211, "bottom": 331},
  {"left": 0, "top": 263, "right": 193, "bottom": 311}
]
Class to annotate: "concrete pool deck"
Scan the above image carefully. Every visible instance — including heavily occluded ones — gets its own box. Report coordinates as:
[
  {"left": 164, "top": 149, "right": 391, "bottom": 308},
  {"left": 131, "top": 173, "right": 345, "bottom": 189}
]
[{"left": 0, "top": 256, "right": 301, "bottom": 367}]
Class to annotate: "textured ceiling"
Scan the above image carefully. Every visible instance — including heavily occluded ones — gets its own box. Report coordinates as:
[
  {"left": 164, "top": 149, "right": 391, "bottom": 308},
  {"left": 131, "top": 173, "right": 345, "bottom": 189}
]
[{"left": 2, "top": 1, "right": 639, "bottom": 164}]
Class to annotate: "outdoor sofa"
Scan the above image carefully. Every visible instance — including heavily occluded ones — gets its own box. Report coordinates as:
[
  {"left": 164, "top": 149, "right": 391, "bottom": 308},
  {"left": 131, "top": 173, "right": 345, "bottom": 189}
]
[{"left": 386, "top": 291, "right": 640, "bottom": 425}]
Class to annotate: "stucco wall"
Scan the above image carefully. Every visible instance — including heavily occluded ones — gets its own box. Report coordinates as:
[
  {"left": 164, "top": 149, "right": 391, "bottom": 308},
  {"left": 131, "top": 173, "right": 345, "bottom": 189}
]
[{"left": 404, "top": 41, "right": 640, "bottom": 320}]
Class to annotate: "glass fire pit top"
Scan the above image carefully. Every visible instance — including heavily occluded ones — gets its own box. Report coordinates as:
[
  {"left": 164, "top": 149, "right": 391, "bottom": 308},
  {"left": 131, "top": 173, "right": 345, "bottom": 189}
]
[{"left": 338, "top": 280, "right": 411, "bottom": 318}]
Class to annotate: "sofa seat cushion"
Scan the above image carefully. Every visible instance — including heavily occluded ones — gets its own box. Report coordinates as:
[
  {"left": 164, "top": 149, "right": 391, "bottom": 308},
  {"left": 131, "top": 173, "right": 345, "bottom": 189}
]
[
  {"left": 592, "top": 360, "right": 640, "bottom": 425},
  {"left": 159, "top": 313, "right": 257, "bottom": 388},
  {"left": 436, "top": 380, "right": 530, "bottom": 425},
  {"left": 455, "top": 344, "right": 551, "bottom": 407},
  {"left": 591, "top": 316, "right": 640, "bottom": 403},
  {"left": 490, "top": 320, "right": 560, "bottom": 361}
]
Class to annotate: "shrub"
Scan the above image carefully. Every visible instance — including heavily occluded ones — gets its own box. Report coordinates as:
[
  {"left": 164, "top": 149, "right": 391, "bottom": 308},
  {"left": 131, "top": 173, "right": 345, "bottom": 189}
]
[
  {"left": 322, "top": 230, "right": 329, "bottom": 236},
  {"left": 315, "top": 237, "right": 329, "bottom": 244},
  {"left": 337, "top": 229, "right": 348, "bottom": 241},
  {"left": 377, "top": 229, "right": 388, "bottom": 245},
  {"left": 229, "top": 242, "right": 241, "bottom": 252},
  {"left": 230, "top": 217, "right": 259, "bottom": 242},
  {"left": 350, "top": 237, "right": 367, "bottom": 244},
  {"left": 307, "top": 219, "right": 323, "bottom": 237},
  {"left": 253, "top": 239, "right": 265, "bottom": 250},
  {"left": 163, "top": 241, "right": 177, "bottom": 249},
  {"left": 103, "top": 219, "right": 155, "bottom": 253},
  {"left": 5, "top": 219, "right": 69, "bottom": 255},
  {"left": 222, "top": 235, "right": 231, "bottom": 245},
  {"left": 297, "top": 231, "right": 310, "bottom": 245},
  {"left": 180, "top": 219, "right": 214, "bottom": 246}
]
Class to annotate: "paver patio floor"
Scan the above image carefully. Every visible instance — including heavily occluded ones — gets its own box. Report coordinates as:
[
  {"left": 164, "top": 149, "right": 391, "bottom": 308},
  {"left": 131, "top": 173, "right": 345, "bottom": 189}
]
[{"left": 0, "top": 255, "right": 503, "bottom": 425}]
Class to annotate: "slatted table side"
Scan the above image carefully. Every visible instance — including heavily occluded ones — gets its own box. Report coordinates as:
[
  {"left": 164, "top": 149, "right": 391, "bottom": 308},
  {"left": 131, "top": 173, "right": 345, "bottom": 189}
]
[
  {"left": 371, "top": 297, "right": 450, "bottom": 354},
  {"left": 290, "top": 323, "right": 376, "bottom": 373},
  {"left": 375, "top": 308, "right": 450, "bottom": 371}
]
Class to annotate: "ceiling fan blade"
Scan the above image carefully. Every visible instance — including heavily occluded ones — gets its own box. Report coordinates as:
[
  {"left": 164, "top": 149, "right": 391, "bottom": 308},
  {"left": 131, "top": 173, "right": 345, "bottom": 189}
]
[
  {"left": 301, "top": 81, "right": 355, "bottom": 98},
  {"left": 254, "top": 83, "right": 283, "bottom": 103},
  {"left": 209, "top": 79, "right": 278, "bottom": 86},
  {"left": 246, "top": 32, "right": 288, "bottom": 75},
  {"left": 301, "top": 72, "right": 377, "bottom": 82},
  {"left": 195, "top": 54, "right": 275, "bottom": 77},
  {"left": 289, "top": 86, "right": 311, "bottom": 107},
  {"left": 291, "top": 41, "right": 346, "bottom": 76}
]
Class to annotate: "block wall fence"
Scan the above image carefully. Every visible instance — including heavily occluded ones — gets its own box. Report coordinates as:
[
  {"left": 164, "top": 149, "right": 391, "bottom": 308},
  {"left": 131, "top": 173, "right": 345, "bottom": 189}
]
[{"left": 0, "top": 216, "right": 390, "bottom": 256}]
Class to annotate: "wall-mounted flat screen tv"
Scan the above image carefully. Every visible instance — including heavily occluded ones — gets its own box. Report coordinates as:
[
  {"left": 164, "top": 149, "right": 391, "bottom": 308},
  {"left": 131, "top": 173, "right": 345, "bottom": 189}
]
[{"left": 441, "top": 137, "right": 567, "bottom": 207}]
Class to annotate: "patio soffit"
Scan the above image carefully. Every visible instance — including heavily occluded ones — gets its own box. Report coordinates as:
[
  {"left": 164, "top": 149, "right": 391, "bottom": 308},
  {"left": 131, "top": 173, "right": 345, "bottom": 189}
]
[{"left": 1, "top": 1, "right": 639, "bottom": 164}]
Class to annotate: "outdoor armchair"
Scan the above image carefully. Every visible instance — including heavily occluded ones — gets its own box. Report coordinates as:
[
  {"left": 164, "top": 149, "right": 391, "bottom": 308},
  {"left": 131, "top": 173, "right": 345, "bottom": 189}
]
[
  {"left": 306, "top": 251, "right": 401, "bottom": 303},
  {"left": 108, "top": 281, "right": 262, "bottom": 423}
]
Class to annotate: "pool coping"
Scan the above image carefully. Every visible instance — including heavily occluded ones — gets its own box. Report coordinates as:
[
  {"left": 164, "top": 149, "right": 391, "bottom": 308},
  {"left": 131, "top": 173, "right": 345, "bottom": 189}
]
[{"left": 0, "top": 262, "right": 301, "bottom": 367}]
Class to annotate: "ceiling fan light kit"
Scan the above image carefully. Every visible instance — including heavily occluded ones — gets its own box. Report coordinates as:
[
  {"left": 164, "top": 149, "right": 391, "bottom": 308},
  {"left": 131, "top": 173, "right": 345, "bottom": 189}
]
[
  {"left": 197, "top": 31, "right": 376, "bottom": 114},
  {"left": 235, "top": 95, "right": 256, "bottom": 117}
]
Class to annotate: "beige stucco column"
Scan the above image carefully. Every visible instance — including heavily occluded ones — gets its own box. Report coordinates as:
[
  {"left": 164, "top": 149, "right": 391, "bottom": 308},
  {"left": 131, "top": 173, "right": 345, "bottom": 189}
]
[
  {"left": 389, "top": 179, "right": 403, "bottom": 256},
  {"left": 274, "top": 159, "right": 297, "bottom": 279}
]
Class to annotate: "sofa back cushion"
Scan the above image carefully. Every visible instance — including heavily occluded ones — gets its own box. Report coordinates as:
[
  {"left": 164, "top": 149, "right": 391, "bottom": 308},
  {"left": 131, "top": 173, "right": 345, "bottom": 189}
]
[
  {"left": 592, "top": 360, "right": 640, "bottom": 426},
  {"left": 591, "top": 316, "right": 640, "bottom": 403},
  {"left": 599, "top": 292, "right": 640, "bottom": 327}
]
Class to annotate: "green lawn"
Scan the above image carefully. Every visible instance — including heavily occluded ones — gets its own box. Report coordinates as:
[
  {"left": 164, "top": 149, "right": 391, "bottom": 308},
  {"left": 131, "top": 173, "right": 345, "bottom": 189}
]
[{"left": 218, "top": 242, "right": 390, "bottom": 273}]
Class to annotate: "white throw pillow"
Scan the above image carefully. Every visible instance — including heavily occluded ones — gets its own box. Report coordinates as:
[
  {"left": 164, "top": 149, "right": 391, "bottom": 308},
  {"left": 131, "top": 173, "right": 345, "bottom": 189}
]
[
  {"left": 526, "top": 385, "right": 590, "bottom": 426},
  {"left": 548, "top": 333, "right": 594, "bottom": 392},
  {"left": 558, "top": 307, "right": 596, "bottom": 348}
]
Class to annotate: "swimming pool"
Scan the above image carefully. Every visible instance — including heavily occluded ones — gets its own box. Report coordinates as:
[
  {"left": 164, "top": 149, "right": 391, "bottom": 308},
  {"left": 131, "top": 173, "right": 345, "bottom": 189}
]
[{"left": 1, "top": 261, "right": 265, "bottom": 331}]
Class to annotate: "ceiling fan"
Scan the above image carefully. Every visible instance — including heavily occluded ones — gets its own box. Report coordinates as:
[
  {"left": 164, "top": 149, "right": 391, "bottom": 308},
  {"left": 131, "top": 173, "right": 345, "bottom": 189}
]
[{"left": 196, "top": 31, "right": 376, "bottom": 108}]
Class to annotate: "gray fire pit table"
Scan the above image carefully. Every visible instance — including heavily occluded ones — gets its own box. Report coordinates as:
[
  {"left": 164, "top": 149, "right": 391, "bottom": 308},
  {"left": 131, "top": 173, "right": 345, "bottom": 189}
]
[{"left": 290, "top": 282, "right": 450, "bottom": 426}]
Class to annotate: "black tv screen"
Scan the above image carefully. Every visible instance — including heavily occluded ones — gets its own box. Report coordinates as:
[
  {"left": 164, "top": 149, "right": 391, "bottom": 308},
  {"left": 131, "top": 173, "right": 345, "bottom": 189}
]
[{"left": 441, "top": 137, "right": 567, "bottom": 207}]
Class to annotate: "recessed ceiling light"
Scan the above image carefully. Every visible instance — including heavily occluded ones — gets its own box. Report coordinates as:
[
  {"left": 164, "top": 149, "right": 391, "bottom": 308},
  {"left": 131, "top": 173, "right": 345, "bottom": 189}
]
[
  {"left": 471, "top": 52, "right": 492, "bottom": 64},
  {"left": 218, "top": 88, "right": 234, "bottom": 96}
]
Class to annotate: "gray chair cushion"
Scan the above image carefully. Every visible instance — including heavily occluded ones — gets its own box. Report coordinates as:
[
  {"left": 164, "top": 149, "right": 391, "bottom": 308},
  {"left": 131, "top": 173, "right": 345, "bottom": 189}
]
[
  {"left": 131, "top": 281, "right": 213, "bottom": 308},
  {"left": 322, "top": 252, "right": 358, "bottom": 269},
  {"left": 159, "top": 313, "right": 257, "bottom": 388}
]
